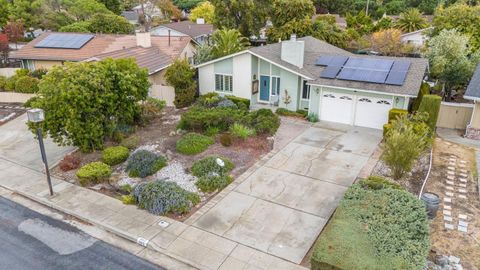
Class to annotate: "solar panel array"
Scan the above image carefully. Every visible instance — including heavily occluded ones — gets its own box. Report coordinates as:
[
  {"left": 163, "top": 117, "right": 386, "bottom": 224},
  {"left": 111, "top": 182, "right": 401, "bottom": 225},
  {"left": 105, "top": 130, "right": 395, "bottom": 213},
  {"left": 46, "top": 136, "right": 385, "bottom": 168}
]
[
  {"left": 34, "top": 34, "right": 95, "bottom": 49},
  {"left": 316, "top": 55, "right": 411, "bottom": 86}
]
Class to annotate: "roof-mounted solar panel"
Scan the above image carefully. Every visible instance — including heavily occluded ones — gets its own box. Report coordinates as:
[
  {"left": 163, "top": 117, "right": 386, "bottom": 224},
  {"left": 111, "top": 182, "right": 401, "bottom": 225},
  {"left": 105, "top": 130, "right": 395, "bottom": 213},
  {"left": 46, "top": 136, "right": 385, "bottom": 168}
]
[
  {"left": 385, "top": 71, "right": 408, "bottom": 85},
  {"left": 320, "top": 66, "right": 342, "bottom": 78},
  {"left": 390, "top": 61, "right": 411, "bottom": 72},
  {"left": 35, "top": 33, "right": 95, "bottom": 49},
  {"left": 344, "top": 58, "right": 394, "bottom": 71},
  {"left": 315, "top": 55, "right": 349, "bottom": 66},
  {"left": 337, "top": 68, "right": 388, "bottom": 84}
]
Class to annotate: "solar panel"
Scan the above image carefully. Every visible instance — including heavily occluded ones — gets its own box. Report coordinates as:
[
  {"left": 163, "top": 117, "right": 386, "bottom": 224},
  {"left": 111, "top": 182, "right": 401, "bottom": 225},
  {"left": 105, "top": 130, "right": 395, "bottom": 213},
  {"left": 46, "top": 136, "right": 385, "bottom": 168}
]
[
  {"left": 385, "top": 71, "right": 408, "bottom": 85},
  {"left": 337, "top": 68, "right": 389, "bottom": 84},
  {"left": 320, "top": 66, "right": 342, "bottom": 78},
  {"left": 315, "top": 55, "right": 349, "bottom": 66},
  {"left": 35, "top": 34, "right": 95, "bottom": 49},
  {"left": 344, "top": 58, "right": 394, "bottom": 71},
  {"left": 390, "top": 61, "right": 411, "bottom": 72}
]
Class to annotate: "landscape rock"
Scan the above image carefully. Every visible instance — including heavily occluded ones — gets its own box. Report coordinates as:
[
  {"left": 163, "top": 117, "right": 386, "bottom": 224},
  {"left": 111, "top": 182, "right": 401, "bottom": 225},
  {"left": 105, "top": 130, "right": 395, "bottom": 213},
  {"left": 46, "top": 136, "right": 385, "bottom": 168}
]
[{"left": 156, "top": 161, "right": 198, "bottom": 193}]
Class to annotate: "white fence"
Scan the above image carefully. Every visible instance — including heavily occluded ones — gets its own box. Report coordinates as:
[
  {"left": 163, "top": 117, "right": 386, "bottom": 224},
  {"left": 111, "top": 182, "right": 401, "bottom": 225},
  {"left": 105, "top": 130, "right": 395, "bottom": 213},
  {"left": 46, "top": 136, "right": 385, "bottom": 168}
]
[
  {"left": 150, "top": 85, "right": 175, "bottom": 107},
  {"left": 0, "top": 68, "right": 20, "bottom": 78},
  {"left": 437, "top": 102, "right": 474, "bottom": 130},
  {"left": 0, "top": 92, "right": 35, "bottom": 103}
]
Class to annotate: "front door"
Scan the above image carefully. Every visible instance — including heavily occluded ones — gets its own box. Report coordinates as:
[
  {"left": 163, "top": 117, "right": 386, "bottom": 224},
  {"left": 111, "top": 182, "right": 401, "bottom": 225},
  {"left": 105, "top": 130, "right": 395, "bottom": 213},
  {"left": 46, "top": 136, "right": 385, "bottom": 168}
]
[{"left": 260, "top": 76, "right": 270, "bottom": 102}]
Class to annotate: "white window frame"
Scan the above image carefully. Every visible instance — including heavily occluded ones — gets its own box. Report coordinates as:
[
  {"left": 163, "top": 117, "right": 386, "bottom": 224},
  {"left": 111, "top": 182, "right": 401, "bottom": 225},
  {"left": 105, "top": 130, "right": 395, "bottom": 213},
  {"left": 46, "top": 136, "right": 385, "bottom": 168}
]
[
  {"left": 301, "top": 81, "right": 310, "bottom": 100},
  {"left": 271, "top": 76, "right": 280, "bottom": 96},
  {"left": 215, "top": 73, "right": 233, "bottom": 93}
]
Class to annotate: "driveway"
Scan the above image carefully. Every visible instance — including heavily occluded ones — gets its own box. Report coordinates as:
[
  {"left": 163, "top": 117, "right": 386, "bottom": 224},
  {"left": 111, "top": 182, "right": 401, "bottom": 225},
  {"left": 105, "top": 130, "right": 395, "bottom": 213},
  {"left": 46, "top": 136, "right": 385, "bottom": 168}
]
[
  {"left": 0, "top": 113, "right": 75, "bottom": 171},
  {"left": 190, "top": 119, "right": 382, "bottom": 264}
]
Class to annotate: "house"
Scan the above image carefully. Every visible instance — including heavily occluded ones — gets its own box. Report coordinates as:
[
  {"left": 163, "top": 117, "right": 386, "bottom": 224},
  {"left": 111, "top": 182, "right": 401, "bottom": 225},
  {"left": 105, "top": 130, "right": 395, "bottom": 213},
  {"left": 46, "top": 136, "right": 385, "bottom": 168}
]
[
  {"left": 132, "top": 2, "right": 164, "bottom": 19},
  {"left": 10, "top": 32, "right": 196, "bottom": 106},
  {"left": 464, "top": 64, "right": 480, "bottom": 140},
  {"left": 400, "top": 27, "right": 432, "bottom": 47},
  {"left": 150, "top": 20, "right": 214, "bottom": 45},
  {"left": 196, "top": 35, "right": 428, "bottom": 130},
  {"left": 121, "top": 11, "right": 140, "bottom": 25}
]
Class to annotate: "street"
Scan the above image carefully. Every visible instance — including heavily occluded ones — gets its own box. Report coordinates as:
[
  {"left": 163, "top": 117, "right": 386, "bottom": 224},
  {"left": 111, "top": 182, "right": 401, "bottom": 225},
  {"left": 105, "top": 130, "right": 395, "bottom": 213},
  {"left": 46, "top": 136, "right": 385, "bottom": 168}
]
[{"left": 0, "top": 196, "right": 163, "bottom": 270}]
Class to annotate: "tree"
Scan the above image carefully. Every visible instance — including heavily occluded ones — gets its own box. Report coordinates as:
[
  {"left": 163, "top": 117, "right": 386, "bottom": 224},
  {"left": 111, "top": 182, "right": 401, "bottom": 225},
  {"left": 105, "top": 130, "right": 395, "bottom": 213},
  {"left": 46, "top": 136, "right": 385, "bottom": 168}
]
[
  {"left": 370, "top": 28, "right": 413, "bottom": 56},
  {"left": 314, "top": 0, "right": 355, "bottom": 15},
  {"left": 395, "top": 8, "right": 427, "bottom": 33},
  {"left": 373, "top": 16, "right": 393, "bottom": 31},
  {"left": 59, "top": 21, "right": 91, "bottom": 33},
  {"left": 425, "top": 29, "right": 480, "bottom": 100},
  {"left": 189, "top": 1, "right": 214, "bottom": 24},
  {"left": 0, "top": 35, "right": 9, "bottom": 67},
  {"left": 98, "top": 0, "right": 122, "bottom": 14},
  {"left": 4, "top": 20, "right": 24, "bottom": 50},
  {"left": 8, "top": 0, "right": 37, "bottom": 29},
  {"left": 346, "top": 10, "right": 373, "bottom": 35},
  {"left": 271, "top": 0, "right": 315, "bottom": 27},
  {"left": 193, "top": 42, "right": 214, "bottom": 65},
  {"left": 0, "top": 0, "right": 9, "bottom": 27},
  {"left": 173, "top": 0, "right": 203, "bottom": 10},
  {"left": 311, "top": 20, "right": 347, "bottom": 48},
  {"left": 67, "top": 0, "right": 112, "bottom": 21},
  {"left": 164, "top": 59, "right": 196, "bottom": 108},
  {"left": 210, "top": 29, "right": 249, "bottom": 58},
  {"left": 418, "top": 94, "right": 441, "bottom": 131},
  {"left": 432, "top": 3, "right": 480, "bottom": 51},
  {"left": 157, "top": 0, "right": 182, "bottom": 20},
  {"left": 28, "top": 59, "right": 150, "bottom": 152},
  {"left": 210, "top": 0, "right": 271, "bottom": 36},
  {"left": 87, "top": 13, "right": 134, "bottom": 34},
  {"left": 267, "top": 18, "right": 313, "bottom": 42}
]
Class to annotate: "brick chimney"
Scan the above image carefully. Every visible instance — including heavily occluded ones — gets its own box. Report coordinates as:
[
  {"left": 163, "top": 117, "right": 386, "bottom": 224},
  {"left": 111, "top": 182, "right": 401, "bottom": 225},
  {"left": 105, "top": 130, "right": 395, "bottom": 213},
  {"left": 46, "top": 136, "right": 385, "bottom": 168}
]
[{"left": 136, "top": 32, "right": 151, "bottom": 48}]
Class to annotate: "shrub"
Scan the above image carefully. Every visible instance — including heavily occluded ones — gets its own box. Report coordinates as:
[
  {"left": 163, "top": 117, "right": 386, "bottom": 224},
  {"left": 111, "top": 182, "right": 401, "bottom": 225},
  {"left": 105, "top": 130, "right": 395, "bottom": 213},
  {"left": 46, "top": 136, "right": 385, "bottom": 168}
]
[
  {"left": 225, "top": 95, "right": 250, "bottom": 109},
  {"left": 16, "top": 76, "right": 38, "bottom": 94},
  {"left": 141, "top": 97, "right": 166, "bottom": 120},
  {"left": 24, "top": 96, "right": 40, "bottom": 108},
  {"left": 220, "top": 133, "right": 233, "bottom": 147},
  {"left": 177, "top": 106, "right": 245, "bottom": 131},
  {"left": 76, "top": 162, "right": 112, "bottom": 186},
  {"left": 120, "top": 135, "right": 140, "bottom": 150},
  {"left": 229, "top": 123, "right": 255, "bottom": 139},
  {"left": 197, "top": 92, "right": 221, "bottom": 107},
  {"left": 360, "top": 176, "right": 403, "bottom": 190},
  {"left": 5, "top": 76, "right": 17, "bottom": 91},
  {"left": 246, "top": 109, "right": 280, "bottom": 135},
  {"left": 196, "top": 174, "right": 233, "bottom": 193},
  {"left": 102, "top": 146, "right": 129, "bottom": 166},
  {"left": 165, "top": 59, "right": 196, "bottom": 108},
  {"left": 133, "top": 180, "right": 200, "bottom": 215},
  {"left": 418, "top": 94, "right": 441, "bottom": 131},
  {"left": 191, "top": 156, "right": 235, "bottom": 177},
  {"left": 382, "top": 123, "right": 392, "bottom": 137},
  {"left": 205, "top": 126, "right": 220, "bottom": 136},
  {"left": 307, "top": 113, "right": 319, "bottom": 122},
  {"left": 15, "top": 69, "right": 30, "bottom": 77},
  {"left": 0, "top": 75, "right": 6, "bottom": 90},
  {"left": 388, "top": 108, "right": 408, "bottom": 123},
  {"left": 311, "top": 183, "right": 429, "bottom": 270},
  {"left": 176, "top": 133, "right": 214, "bottom": 155},
  {"left": 30, "top": 68, "right": 48, "bottom": 79},
  {"left": 126, "top": 150, "right": 167, "bottom": 178},
  {"left": 216, "top": 98, "right": 237, "bottom": 109},
  {"left": 276, "top": 108, "right": 306, "bottom": 118},
  {"left": 121, "top": 194, "right": 136, "bottom": 205},
  {"left": 412, "top": 82, "right": 430, "bottom": 111},
  {"left": 59, "top": 154, "right": 81, "bottom": 171}
]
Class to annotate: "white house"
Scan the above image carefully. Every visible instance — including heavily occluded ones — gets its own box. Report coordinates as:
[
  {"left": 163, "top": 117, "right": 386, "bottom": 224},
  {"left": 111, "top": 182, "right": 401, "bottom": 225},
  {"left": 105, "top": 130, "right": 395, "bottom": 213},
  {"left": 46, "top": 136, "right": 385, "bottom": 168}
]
[
  {"left": 400, "top": 27, "right": 432, "bottom": 47},
  {"left": 150, "top": 21, "right": 214, "bottom": 45},
  {"left": 196, "top": 35, "right": 428, "bottom": 130},
  {"left": 464, "top": 64, "right": 480, "bottom": 140}
]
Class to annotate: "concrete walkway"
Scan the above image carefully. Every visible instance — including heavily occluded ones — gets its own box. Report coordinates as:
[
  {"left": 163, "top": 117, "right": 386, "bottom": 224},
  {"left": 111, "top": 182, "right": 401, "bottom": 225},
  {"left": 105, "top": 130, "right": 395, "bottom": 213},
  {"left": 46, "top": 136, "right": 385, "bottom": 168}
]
[
  {"left": 0, "top": 118, "right": 381, "bottom": 270},
  {"left": 437, "top": 128, "right": 479, "bottom": 150}
]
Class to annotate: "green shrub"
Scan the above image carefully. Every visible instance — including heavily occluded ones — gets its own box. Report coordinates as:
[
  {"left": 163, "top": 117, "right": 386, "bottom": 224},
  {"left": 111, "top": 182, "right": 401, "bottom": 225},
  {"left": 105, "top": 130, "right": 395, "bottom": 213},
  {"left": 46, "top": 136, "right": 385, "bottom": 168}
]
[
  {"left": 120, "top": 135, "right": 140, "bottom": 150},
  {"left": 0, "top": 75, "right": 6, "bottom": 90},
  {"left": 197, "top": 92, "right": 221, "bottom": 107},
  {"left": 177, "top": 106, "right": 245, "bottom": 132},
  {"left": 133, "top": 180, "right": 200, "bottom": 215},
  {"left": 121, "top": 194, "right": 136, "bottom": 205},
  {"left": 220, "top": 133, "right": 233, "bottom": 146},
  {"left": 196, "top": 174, "right": 233, "bottom": 193},
  {"left": 388, "top": 108, "right": 408, "bottom": 123},
  {"left": 383, "top": 123, "right": 392, "bottom": 137},
  {"left": 5, "top": 76, "right": 17, "bottom": 91},
  {"left": 191, "top": 156, "right": 234, "bottom": 177},
  {"left": 229, "top": 123, "right": 255, "bottom": 139},
  {"left": 76, "top": 162, "right": 112, "bottom": 186},
  {"left": 30, "top": 68, "right": 48, "bottom": 79},
  {"left": 418, "top": 94, "right": 441, "bottom": 131},
  {"left": 176, "top": 133, "right": 214, "bottom": 155},
  {"left": 205, "top": 126, "right": 221, "bottom": 137},
  {"left": 102, "top": 146, "right": 129, "bottom": 166},
  {"left": 246, "top": 109, "right": 280, "bottom": 135},
  {"left": 311, "top": 183, "right": 429, "bottom": 270},
  {"left": 126, "top": 150, "right": 167, "bottom": 178},
  {"left": 307, "top": 113, "right": 319, "bottom": 122},
  {"left": 15, "top": 76, "right": 39, "bottom": 93},
  {"left": 412, "top": 82, "right": 430, "bottom": 112},
  {"left": 225, "top": 95, "right": 250, "bottom": 109},
  {"left": 360, "top": 176, "right": 403, "bottom": 190},
  {"left": 15, "top": 69, "right": 30, "bottom": 77},
  {"left": 276, "top": 108, "right": 306, "bottom": 118},
  {"left": 23, "top": 96, "right": 40, "bottom": 108},
  {"left": 141, "top": 97, "right": 166, "bottom": 119}
]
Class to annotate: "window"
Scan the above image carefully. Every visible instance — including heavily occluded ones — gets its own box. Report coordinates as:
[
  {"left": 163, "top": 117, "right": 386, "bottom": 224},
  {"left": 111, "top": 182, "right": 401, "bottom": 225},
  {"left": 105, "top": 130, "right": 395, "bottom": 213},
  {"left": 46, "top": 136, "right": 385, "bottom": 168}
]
[
  {"left": 271, "top": 77, "right": 280, "bottom": 96},
  {"left": 215, "top": 74, "right": 233, "bottom": 92},
  {"left": 302, "top": 81, "right": 310, "bottom": 100}
]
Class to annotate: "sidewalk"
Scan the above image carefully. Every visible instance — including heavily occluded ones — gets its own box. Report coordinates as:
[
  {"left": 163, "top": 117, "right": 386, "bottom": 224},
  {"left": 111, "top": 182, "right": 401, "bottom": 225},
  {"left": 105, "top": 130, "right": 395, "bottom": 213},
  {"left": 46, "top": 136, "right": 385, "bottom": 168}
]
[{"left": 0, "top": 156, "right": 307, "bottom": 270}]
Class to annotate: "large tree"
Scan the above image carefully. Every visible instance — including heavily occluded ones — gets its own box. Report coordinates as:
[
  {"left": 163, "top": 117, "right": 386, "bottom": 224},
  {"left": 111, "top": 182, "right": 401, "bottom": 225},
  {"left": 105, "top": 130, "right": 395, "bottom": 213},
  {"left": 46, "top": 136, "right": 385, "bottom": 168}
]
[
  {"left": 87, "top": 13, "right": 134, "bottom": 34},
  {"left": 0, "top": 0, "right": 9, "bottom": 27},
  {"left": 98, "top": 0, "right": 122, "bottom": 14},
  {"left": 210, "top": 0, "right": 271, "bottom": 36},
  {"left": 210, "top": 29, "right": 249, "bottom": 58},
  {"left": 395, "top": 8, "right": 428, "bottom": 33},
  {"left": 311, "top": 19, "right": 348, "bottom": 48},
  {"left": 189, "top": 1, "right": 214, "bottom": 24},
  {"left": 370, "top": 28, "right": 413, "bottom": 56},
  {"left": 28, "top": 59, "right": 150, "bottom": 152},
  {"left": 173, "top": 0, "right": 203, "bottom": 10},
  {"left": 267, "top": 18, "right": 313, "bottom": 42},
  {"left": 346, "top": 10, "right": 374, "bottom": 35},
  {"left": 271, "top": 0, "right": 315, "bottom": 27}
]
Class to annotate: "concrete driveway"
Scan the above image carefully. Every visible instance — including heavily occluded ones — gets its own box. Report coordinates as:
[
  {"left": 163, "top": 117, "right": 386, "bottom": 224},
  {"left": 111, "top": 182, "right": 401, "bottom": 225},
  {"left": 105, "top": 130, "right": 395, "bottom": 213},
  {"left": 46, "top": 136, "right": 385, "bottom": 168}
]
[
  {"left": 190, "top": 119, "right": 382, "bottom": 264},
  {"left": 0, "top": 113, "right": 75, "bottom": 171}
]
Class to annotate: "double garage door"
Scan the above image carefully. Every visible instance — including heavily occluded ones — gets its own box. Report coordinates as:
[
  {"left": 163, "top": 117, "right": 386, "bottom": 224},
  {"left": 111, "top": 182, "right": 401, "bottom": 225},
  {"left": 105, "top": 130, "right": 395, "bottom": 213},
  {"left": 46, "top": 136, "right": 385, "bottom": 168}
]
[{"left": 320, "top": 91, "right": 393, "bottom": 129}]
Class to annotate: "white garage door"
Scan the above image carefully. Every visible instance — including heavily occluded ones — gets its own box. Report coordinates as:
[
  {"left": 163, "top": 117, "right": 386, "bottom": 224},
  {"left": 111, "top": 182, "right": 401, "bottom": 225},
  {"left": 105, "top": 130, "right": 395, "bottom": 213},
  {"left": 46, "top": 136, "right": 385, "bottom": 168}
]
[
  {"left": 320, "top": 92, "right": 354, "bottom": 125},
  {"left": 354, "top": 97, "right": 392, "bottom": 129}
]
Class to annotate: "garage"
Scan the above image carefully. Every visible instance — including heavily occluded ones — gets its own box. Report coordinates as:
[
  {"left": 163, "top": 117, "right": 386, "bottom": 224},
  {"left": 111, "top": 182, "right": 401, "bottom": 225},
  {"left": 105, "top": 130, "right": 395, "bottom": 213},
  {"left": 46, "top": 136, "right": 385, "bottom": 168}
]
[{"left": 320, "top": 91, "right": 393, "bottom": 129}]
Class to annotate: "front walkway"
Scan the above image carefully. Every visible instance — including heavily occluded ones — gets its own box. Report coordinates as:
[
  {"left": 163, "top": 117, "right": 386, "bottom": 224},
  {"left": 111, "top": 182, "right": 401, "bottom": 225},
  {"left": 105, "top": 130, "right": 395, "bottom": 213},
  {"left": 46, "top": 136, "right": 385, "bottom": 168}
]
[
  {"left": 437, "top": 128, "right": 479, "bottom": 150},
  {"left": 0, "top": 118, "right": 382, "bottom": 270}
]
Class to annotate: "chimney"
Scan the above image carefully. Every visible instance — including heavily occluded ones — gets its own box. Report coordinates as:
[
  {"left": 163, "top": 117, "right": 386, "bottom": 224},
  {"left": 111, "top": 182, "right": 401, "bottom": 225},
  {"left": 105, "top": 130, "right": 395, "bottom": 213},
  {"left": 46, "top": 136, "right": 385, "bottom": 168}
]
[
  {"left": 136, "top": 32, "right": 151, "bottom": 48},
  {"left": 281, "top": 34, "right": 304, "bottom": 68}
]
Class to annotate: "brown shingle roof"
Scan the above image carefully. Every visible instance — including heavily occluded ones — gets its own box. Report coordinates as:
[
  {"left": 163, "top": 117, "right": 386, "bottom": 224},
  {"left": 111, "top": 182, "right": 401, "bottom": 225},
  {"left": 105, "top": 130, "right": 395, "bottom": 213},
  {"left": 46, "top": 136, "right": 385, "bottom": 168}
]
[
  {"left": 10, "top": 32, "right": 191, "bottom": 62},
  {"left": 156, "top": 21, "right": 214, "bottom": 38}
]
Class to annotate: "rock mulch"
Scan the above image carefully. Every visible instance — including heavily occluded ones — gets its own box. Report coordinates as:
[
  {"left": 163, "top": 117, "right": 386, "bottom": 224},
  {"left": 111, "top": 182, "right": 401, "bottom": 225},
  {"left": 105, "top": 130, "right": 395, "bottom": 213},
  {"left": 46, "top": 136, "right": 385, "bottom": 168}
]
[
  {"left": 156, "top": 161, "right": 199, "bottom": 194},
  {"left": 427, "top": 255, "right": 464, "bottom": 270}
]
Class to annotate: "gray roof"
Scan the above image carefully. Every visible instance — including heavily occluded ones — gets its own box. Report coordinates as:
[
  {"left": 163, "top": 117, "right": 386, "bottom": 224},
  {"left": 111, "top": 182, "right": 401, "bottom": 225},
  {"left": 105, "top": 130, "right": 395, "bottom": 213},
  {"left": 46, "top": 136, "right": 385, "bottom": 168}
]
[
  {"left": 155, "top": 21, "right": 214, "bottom": 39},
  {"left": 465, "top": 64, "right": 480, "bottom": 100},
  {"left": 121, "top": 11, "right": 139, "bottom": 21},
  {"left": 249, "top": 36, "right": 429, "bottom": 97}
]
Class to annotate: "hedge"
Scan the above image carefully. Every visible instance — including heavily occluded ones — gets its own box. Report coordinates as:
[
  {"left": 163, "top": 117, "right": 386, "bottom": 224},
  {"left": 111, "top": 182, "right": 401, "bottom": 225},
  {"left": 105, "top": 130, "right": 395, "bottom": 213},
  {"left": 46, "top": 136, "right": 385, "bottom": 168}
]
[
  {"left": 418, "top": 94, "right": 441, "bottom": 131},
  {"left": 311, "top": 183, "right": 429, "bottom": 270},
  {"left": 225, "top": 95, "right": 250, "bottom": 109},
  {"left": 388, "top": 108, "right": 408, "bottom": 123},
  {"left": 0, "top": 76, "right": 6, "bottom": 90},
  {"left": 412, "top": 82, "right": 430, "bottom": 112},
  {"left": 276, "top": 108, "right": 308, "bottom": 118}
]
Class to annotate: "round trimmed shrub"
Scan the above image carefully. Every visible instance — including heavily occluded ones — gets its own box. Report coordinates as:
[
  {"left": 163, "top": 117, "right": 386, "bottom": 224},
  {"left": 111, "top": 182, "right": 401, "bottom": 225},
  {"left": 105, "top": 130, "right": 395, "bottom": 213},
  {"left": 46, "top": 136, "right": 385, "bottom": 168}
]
[
  {"left": 191, "top": 156, "right": 234, "bottom": 177},
  {"left": 196, "top": 174, "right": 233, "bottom": 193},
  {"left": 220, "top": 133, "right": 233, "bottom": 147},
  {"left": 133, "top": 180, "right": 200, "bottom": 215},
  {"left": 120, "top": 135, "right": 140, "bottom": 150},
  {"left": 15, "top": 76, "right": 39, "bottom": 93},
  {"left": 247, "top": 109, "right": 280, "bottom": 135},
  {"left": 126, "top": 150, "right": 167, "bottom": 178},
  {"left": 102, "top": 146, "right": 129, "bottom": 166},
  {"left": 176, "top": 132, "right": 214, "bottom": 155},
  {"left": 76, "top": 162, "right": 112, "bottom": 186}
]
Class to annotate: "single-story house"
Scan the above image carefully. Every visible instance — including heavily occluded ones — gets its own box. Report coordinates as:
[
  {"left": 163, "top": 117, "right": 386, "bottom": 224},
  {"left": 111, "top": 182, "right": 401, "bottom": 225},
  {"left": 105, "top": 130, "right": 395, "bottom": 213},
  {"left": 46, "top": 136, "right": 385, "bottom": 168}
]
[
  {"left": 400, "top": 27, "right": 432, "bottom": 47},
  {"left": 10, "top": 32, "right": 196, "bottom": 106},
  {"left": 464, "top": 64, "right": 480, "bottom": 140},
  {"left": 196, "top": 35, "right": 428, "bottom": 130},
  {"left": 150, "top": 20, "right": 214, "bottom": 45}
]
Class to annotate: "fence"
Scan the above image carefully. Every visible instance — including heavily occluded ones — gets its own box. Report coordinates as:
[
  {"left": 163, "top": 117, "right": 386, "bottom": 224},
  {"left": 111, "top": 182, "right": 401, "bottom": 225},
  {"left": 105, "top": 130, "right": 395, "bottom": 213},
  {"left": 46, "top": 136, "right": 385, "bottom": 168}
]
[
  {"left": 0, "top": 92, "right": 35, "bottom": 103},
  {"left": 436, "top": 102, "right": 474, "bottom": 130},
  {"left": 149, "top": 85, "right": 175, "bottom": 107},
  {"left": 0, "top": 68, "right": 20, "bottom": 78}
]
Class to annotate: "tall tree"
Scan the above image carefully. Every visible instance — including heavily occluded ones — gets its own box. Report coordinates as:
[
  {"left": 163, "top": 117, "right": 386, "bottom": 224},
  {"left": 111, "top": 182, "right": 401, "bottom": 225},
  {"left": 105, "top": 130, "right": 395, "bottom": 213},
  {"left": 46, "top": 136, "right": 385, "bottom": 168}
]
[
  {"left": 0, "top": 0, "right": 9, "bottom": 27},
  {"left": 189, "top": 1, "right": 214, "bottom": 23},
  {"left": 87, "top": 13, "right": 134, "bottom": 34},
  {"left": 271, "top": 0, "right": 316, "bottom": 27},
  {"left": 210, "top": 29, "right": 249, "bottom": 58},
  {"left": 395, "top": 8, "right": 427, "bottom": 33},
  {"left": 346, "top": 10, "right": 373, "bottom": 35},
  {"left": 8, "top": 0, "right": 37, "bottom": 29},
  {"left": 267, "top": 18, "right": 313, "bottom": 42},
  {"left": 66, "top": 0, "right": 112, "bottom": 21},
  {"left": 370, "top": 28, "right": 413, "bottom": 56},
  {"left": 4, "top": 20, "right": 24, "bottom": 49},
  {"left": 173, "top": 0, "right": 203, "bottom": 10},
  {"left": 314, "top": 0, "right": 355, "bottom": 15},
  {"left": 98, "top": 0, "right": 122, "bottom": 14},
  {"left": 311, "top": 20, "right": 348, "bottom": 48}
]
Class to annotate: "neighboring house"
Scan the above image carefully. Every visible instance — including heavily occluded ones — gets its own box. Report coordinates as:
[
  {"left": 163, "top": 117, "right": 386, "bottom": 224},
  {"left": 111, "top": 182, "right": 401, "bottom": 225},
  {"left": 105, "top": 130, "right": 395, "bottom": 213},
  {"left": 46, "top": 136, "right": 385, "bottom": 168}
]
[
  {"left": 196, "top": 35, "right": 428, "bottom": 130},
  {"left": 464, "top": 64, "right": 480, "bottom": 140},
  {"left": 132, "top": 2, "right": 163, "bottom": 19},
  {"left": 10, "top": 32, "right": 196, "bottom": 106},
  {"left": 400, "top": 27, "right": 432, "bottom": 47},
  {"left": 121, "top": 11, "right": 140, "bottom": 25},
  {"left": 150, "top": 20, "right": 214, "bottom": 45}
]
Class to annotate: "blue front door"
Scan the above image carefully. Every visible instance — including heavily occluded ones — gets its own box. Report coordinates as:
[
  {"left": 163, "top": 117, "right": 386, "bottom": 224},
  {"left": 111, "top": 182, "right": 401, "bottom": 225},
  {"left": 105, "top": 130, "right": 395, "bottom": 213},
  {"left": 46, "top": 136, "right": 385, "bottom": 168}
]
[{"left": 260, "top": 76, "right": 270, "bottom": 102}]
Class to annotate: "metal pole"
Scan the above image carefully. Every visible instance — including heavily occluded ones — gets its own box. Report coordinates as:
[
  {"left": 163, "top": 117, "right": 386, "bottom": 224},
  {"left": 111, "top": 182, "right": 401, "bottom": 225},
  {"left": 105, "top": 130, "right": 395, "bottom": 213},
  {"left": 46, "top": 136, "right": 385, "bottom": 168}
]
[{"left": 36, "top": 128, "right": 53, "bottom": 196}]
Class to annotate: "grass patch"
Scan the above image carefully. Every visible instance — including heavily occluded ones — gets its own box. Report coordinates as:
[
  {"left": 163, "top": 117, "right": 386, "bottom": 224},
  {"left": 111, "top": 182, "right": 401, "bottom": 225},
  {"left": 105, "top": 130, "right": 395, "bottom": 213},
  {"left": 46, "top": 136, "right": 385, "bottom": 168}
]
[{"left": 176, "top": 133, "right": 214, "bottom": 155}]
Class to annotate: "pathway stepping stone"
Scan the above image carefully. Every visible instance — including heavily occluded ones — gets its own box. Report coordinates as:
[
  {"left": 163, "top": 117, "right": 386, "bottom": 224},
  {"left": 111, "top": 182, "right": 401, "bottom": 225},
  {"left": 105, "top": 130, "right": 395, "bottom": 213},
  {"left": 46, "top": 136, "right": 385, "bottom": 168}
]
[
  {"left": 459, "top": 220, "right": 468, "bottom": 227},
  {"left": 444, "top": 216, "right": 453, "bottom": 222},
  {"left": 458, "top": 226, "right": 468, "bottom": 233},
  {"left": 458, "top": 189, "right": 467, "bottom": 194},
  {"left": 444, "top": 197, "right": 452, "bottom": 203},
  {"left": 447, "top": 175, "right": 455, "bottom": 180},
  {"left": 446, "top": 180, "right": 455, "bottom": 186},
  {"left": 458, "top": 195, "right": 467, "bottom": 199},
  {"left": 460, "top": 169, "right": 468, "bottom": 174},
  {"left": 459, "top": 184, "right": 467, "bottom": 188},
  {"left": 458, "top": 214, "right": 468, "bottom": 220},
  {"left": 446, "top": 186, "right": 454, "bottom": 191},
  {"left": 445, "top": 191, "right": 454, "bottom": 197},
  {"left": 445, "top": 223, "right": 455, "bottom": 230},
  {"left": 459, "top": 178, "right": 467, "bottom": 183},
  {"left": 444, "top": 205, "right": 452, "bottom": 210},
  {"left": 460, "top": 173, "right": 468, "bottom": 178},
  {"left": 459, "top": 160, "right": 467, "bottom": 164},
  {"left": 447, "top": 171, "right": 455, "bottom": 176},
  {"left": 448, "top": 166, "right": 456, "bottom": 171},
  {"left": 443, "top": 210, "right": 452, "bottom": 216}
]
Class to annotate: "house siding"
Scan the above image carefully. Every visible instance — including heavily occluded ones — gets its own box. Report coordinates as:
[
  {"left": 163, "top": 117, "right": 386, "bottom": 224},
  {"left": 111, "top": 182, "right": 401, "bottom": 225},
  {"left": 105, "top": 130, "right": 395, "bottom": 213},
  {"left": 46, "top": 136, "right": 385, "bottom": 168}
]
[
  {"left": 214, "top": 58, "right": 233, "bottom": 74},
  {"left": 278, "top": 69, "right": 300, "bottom": 111},
  {"left": 232, "top": 53, "right": 252, "bottom": 99},
  {"left": 32, "top": 60, "right": 63, "bottom": 70}
]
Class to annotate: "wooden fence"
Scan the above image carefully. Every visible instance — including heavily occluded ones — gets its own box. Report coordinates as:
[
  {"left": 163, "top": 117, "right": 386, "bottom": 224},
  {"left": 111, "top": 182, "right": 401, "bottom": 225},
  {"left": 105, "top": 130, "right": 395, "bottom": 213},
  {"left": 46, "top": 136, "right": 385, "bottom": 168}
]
[{"left": 437, "top": 102, "right": 474, "bottom": 130}]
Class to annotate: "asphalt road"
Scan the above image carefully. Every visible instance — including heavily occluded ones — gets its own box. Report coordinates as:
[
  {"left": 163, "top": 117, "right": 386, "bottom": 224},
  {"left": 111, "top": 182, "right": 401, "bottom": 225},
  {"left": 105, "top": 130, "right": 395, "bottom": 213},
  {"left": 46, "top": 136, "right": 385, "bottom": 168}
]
[{"left": 0, "top": 197, "right": 163, "bottom": 270}]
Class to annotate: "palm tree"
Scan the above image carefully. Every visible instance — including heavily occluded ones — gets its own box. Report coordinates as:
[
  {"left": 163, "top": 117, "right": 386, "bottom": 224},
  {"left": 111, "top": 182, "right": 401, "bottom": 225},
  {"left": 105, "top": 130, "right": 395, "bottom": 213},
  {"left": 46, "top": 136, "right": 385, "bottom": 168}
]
[
  {"left": 395, "top": 8, "right": 428, "bottom": 33},
  {"left": 210, "top": 29, "right": 250, "bottom": 58}
]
